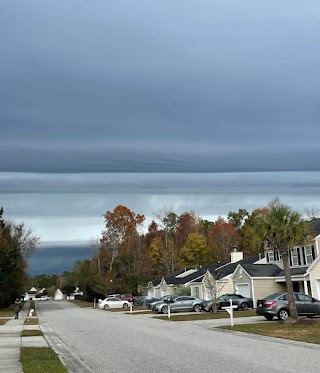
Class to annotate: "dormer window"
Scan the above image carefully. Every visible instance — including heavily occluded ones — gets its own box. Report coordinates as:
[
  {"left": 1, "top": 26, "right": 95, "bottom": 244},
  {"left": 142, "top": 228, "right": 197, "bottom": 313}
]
[{"left": 267, "top": 251, "right": 274, "bottom": 262}]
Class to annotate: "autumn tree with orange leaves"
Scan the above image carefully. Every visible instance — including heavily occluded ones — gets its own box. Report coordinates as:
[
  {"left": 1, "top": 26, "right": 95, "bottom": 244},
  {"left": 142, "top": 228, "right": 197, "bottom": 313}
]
[
  {"left": 99, "top": 205, "right": 145, "bottom": 291},
  {"left": 208, "top": 216, "right": 241, "bottom": 262}
]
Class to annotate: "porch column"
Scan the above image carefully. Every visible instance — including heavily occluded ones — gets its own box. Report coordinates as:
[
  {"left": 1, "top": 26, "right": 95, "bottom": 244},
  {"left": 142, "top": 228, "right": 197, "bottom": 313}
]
[{"left": 304, "top": 280, "right": 308, "bottom": 295}]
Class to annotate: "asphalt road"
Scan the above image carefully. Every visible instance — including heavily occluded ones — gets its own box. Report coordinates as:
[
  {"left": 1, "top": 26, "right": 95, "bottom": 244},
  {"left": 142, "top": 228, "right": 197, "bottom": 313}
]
[{"left": 37, "top": 301, "right": 320, "bottom": 373}]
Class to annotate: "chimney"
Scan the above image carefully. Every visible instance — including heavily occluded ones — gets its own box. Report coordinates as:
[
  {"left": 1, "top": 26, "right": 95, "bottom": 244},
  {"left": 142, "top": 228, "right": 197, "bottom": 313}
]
[{"left": 230, "top": 247, "right": 243, "bottom": 263}]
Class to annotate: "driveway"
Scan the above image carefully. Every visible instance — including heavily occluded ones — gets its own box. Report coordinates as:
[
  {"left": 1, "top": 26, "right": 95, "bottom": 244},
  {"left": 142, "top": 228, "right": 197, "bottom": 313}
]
[{"left": 37, "top": 301, "right": 320, "bottom": 373}]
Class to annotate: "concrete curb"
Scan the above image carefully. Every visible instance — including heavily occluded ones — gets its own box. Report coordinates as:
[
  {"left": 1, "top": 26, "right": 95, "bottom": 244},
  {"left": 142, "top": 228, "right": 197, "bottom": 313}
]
[{"left": 37, "top": 309, "right": 92, "bottom": 373}]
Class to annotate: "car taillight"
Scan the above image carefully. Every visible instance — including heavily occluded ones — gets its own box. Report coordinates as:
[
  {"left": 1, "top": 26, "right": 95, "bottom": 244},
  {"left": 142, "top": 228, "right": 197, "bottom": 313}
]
[{"left": 264, "top": 301, "right": 276, "bottom": 307}]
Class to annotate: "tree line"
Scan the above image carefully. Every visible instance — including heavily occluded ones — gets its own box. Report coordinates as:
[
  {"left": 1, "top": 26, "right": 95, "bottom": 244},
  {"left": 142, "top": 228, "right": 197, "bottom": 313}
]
[
  {"left": 58, "top": 201, "right": 299, "bottom": 300},
  {"left": 0, "top": 207, "right": 39, "bottom": 308},
  {"left": 2, "top": 199, "right": 315, "bottom": 321}
]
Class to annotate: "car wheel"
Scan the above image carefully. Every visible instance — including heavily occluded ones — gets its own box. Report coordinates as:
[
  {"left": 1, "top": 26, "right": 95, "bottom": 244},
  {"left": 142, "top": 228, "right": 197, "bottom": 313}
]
[
  {"left": 123, "top": 303, "right": 129, "bottom": 308},
  {"left": 278, "top": 308, "right": 289, "bottom": 320},
  {"left": 161, "top": 305, "right": 168, "bottom": 314},
  {"left": 104, "top": 304, "right": 109, "bottom": 310},
  {"left": 264, "top": 315, "right": 274, "bottom": 321},
  {"left": 193, "top": 304, "right": 201, "bottom": 312},
  {"left": 241, "top": 302, "right": 249, "bottom": 311}
]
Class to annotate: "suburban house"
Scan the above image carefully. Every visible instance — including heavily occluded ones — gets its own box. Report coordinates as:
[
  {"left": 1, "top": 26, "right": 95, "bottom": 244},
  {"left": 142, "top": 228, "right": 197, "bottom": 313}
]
[
  {"left": 232, "top": 218, "right": 320, "bottom": 305},
  {"left": 147, "top": 267, "right": 209, "bottom": 298},
  {"left": 54, "top": 288, "right": 67, "bottom": 301},
  {"left": 67, "top": 287, "right": 83, "bottom": 300},
  {"left": 189, "top": 251, "right": 264, "bottom": 300},
  {"left": 147, "top": 249, "right": 261, "bottom": 299},
  {"left": 22, "top": 286, "right": 38, "bottom": 301},
  {"left": 146, "top": 218, "right": 320, "bottom": 306}
]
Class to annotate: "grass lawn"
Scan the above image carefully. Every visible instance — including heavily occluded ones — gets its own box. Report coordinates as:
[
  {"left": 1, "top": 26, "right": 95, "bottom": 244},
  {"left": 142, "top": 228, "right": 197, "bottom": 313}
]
[
  {"left": 0, "top": 307, "right": 14, "bottom": 317},
  {"left": 21, "top": 329, "right": 44, "bottom": 337},
  {"left": 125, "top": 310, "right": 153, "bottom": 315},
  {"left": 68, "top": 300, "right": 93, "bottom": 308},
  {"left": 24, "top": 318, "right": 39, "bottom": 325},
  {"left": 21, "top": 347, "right": 68, "bottom": 373},
  {"left": 220, "top": 319, "right": 320, "bottom": 344},
  {"left": 0, "top": 319, "right": 9, "bottom": 325},
  {"left": 153, "top": 309, "right": 257, "bottom": 321},
  {"left": 106, "top": 307, "right": 134, "bottom": 312},
  {"left": 28, "top": 301, "right": 37, "bottom": 316}
]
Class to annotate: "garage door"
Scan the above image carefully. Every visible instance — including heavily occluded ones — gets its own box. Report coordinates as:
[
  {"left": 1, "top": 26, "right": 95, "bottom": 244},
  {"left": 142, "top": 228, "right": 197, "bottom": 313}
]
[{"left": 235, "top": 284, "right": 250, "bottom": 298}]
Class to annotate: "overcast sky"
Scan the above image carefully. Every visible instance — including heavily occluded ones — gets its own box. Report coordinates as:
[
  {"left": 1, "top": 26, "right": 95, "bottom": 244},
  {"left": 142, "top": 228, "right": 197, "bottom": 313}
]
[{"left": 1, "top": 1, "right": 320, "bottom": 274}]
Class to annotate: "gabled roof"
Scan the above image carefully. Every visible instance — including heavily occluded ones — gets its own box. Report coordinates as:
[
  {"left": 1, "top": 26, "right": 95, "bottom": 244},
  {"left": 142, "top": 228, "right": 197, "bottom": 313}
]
[
  {"left": 150, "top": 254, "right": 261, "bottom": 287},
  {"left": 308, "top": 218, "right": 320, "bottom": 237},
  {"left": 165, "top": 267, "right": 207, "bottom": 285},
  {"left": 213, "top": 254, "right": 261, "bottom": 279},
  {"left": 240, "top": 264, "right": 282, "bottom": 277}
]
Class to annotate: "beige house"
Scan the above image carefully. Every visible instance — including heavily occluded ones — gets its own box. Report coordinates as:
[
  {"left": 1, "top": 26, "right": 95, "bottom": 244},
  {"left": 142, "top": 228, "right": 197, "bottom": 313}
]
[
  {"left": 189, "top": 251, "right": 263, "bottom": 300},
  {"left": 147, "top": 219, "right": 320, "bottom": 305},
  {"left": 231, "top": 218, "right": 320, "bottom": 305},
  {"left": 147, "top": 268, "right": 206, "bottom": 298}
]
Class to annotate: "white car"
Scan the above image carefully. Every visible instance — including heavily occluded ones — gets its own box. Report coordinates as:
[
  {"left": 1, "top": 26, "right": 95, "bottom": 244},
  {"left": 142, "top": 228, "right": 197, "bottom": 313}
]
[
  {"left": 39, "top": 295, "right": 50, "bottom": 301},
  {"left": 98, "top": 297, "right": 130, "bottom": 310}
]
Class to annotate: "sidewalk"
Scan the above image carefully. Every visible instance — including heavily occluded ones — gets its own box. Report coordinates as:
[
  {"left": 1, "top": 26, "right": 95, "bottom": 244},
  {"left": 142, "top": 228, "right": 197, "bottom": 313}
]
[
  {"left": 0, "top": 314, "right": 24, "bottom": 373},
  {"left": 0, "top": 310, "right": 48, "bottom": 373}
]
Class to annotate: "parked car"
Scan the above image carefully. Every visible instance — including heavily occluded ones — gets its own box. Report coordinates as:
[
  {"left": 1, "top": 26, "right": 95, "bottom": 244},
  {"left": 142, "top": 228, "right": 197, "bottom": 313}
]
[
  {"left": 98, "top": 297, "right": 131, "bottom": 310},
  {"left": 149, "top": 295, "right": 175, "bottom": 310},
  {"left": 153, "top": 296, "right": 204, "bottom": 314},
  {"left": 134, "top": 296, "right": 160, "bottom": 307},
  {"left": 107, "top": 293, "right": 121, "bottom": 298},
  {"left": 218, "top": 294, "right": 253, "bottom": 311},
  {"left": 256, "top": 292, "right": 320, "bottom": 320},
  {"left": 38, "top": 295, "right": 50, "bottom": 301},
  {"left": 119, "top": 293, "right": 139, "bottom": 303},
  {"left": 201, "top": 294, "right": 253, "bottom": 312}
]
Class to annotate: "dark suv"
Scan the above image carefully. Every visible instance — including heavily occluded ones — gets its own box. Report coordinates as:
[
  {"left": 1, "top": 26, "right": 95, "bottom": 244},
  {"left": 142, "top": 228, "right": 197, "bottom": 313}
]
[{"left": 256, "top": 292, "right": 320, "bottom": 320}]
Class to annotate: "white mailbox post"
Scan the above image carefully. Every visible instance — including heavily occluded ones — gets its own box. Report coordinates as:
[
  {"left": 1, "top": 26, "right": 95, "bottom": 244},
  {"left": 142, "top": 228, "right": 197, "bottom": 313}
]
[{"left": 221, "top": 299, "right": 237, "bottom": 327}]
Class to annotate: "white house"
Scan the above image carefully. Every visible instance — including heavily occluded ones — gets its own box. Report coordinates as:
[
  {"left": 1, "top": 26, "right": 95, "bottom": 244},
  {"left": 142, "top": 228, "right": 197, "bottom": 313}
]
[{"left": 54, "top": 288, "right": 67, "bottom": 301}]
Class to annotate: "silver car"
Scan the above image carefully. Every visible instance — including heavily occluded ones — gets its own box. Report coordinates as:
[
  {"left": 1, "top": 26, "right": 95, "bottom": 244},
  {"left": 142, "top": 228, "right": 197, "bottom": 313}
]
[
  {"left": 149, "top": 295, "right": 173, "bottom": 311},
  {"left": 153, "top": 296, "right": 204, "bottom": 314},
  {"left": 256, "top": 292, "right": 320, "bottom": 320}
]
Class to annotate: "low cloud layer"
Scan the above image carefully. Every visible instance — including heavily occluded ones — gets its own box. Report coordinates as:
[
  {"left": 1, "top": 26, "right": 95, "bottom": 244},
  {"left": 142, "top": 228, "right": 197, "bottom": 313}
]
[{"left": 1, "top": 171, "right": 320, "bottom": 243}]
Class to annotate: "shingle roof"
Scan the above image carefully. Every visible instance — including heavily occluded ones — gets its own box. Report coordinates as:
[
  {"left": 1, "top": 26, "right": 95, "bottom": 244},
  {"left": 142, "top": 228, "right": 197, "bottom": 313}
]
[
  {"left": 240, "top": 263, "right": 308, "bottom": 278},
  {"left": 276, "top": 266, "right": 308, "bottom": 277},
  {"left": 151, "top": 254, "right": 261, "bottom": 286},
  {"left": 241, "top": 264, "right": 282, "bottom": 277},
  {"left": 308, "top": 218, "right": 320, "bottom": 237},
  {"left": 213, "top": 255, "right": 261, "bottom": 278}
]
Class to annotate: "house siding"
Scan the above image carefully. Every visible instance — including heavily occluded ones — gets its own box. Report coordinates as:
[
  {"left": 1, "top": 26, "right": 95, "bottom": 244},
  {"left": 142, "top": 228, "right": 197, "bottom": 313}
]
[
  {"left": 233, "top": 269, "right": 250, "bottom": 283},
  {"left": 253, "top": 279, "right": 285, "bottom": 304},
  {"left": 191, "top": 279, "right": 232, "bottom": 300},
  {"left": 220, "top": 281, "right": 234, "bottom": 296},
  {"left": 309, "top": 259, "right": 320, "bottom": 299},
  {"left": 316, "top": 236, "right": 320, "bottom": 256}
]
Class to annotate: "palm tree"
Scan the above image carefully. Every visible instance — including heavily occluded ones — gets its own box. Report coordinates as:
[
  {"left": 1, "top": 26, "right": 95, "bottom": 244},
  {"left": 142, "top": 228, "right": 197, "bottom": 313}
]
[{"left": 261, "top": 198, "right": 310, "bottom": 321}]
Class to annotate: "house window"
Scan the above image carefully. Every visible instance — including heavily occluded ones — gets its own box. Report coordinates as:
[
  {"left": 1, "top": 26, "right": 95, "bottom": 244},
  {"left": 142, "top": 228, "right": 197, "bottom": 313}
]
[
  {"left": 194, "top": 287, "right": 199, "bottom": 298},
  {"left": 267, "top": 251, "right": 274, "bottom": 262},
  {"left": 274, "top": 250, "right": 282, "bottom": 261},
  {"left": 291, "top": 248, "right": 299, "bottom": 266},
  {"left": 305, "top": 246, "right": 313, "bottom": 265}
]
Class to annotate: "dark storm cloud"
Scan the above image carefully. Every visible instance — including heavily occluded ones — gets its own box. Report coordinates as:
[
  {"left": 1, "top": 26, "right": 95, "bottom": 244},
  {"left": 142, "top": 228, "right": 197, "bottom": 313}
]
[
  {"left": 1, "top": 1, "right": 320, "bottom": 172},
  {"left": 29, "top": 244, "right": 92, "bottom": 275}
]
